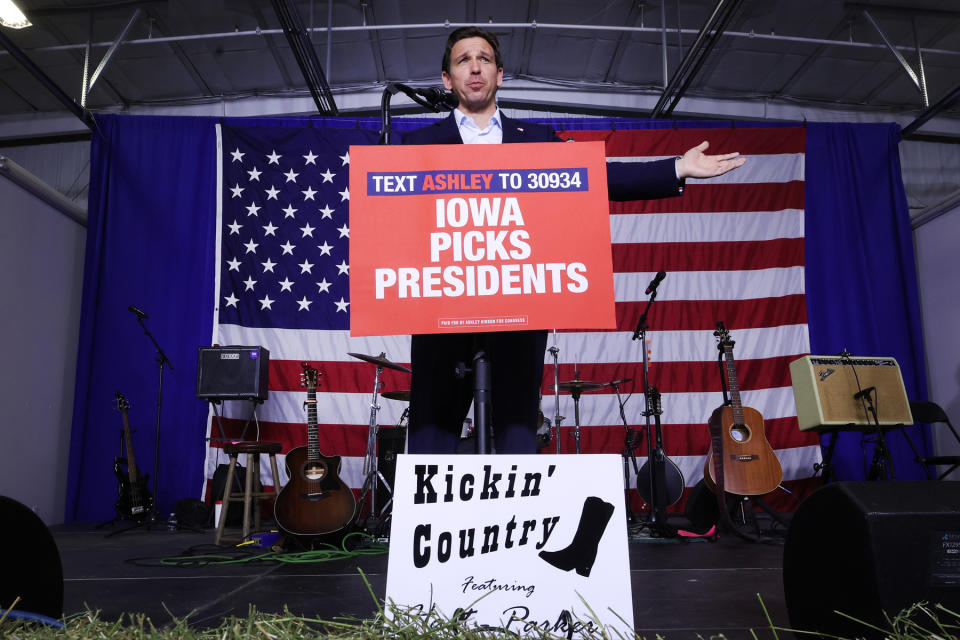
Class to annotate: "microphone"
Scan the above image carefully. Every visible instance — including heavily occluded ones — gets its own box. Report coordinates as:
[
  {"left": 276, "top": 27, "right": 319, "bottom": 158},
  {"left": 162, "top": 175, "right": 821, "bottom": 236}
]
[
  {"left": 606, "top": 378, "right": 633, "bottom": 387},
  {"left": 645, "top": 270, "right": 667, "bottom": 295},
  {"left": 128, "top": 305, "right": 148, "bottom": 319},
  {"left": 414, "top": 87, "right": 458, "bottom": 110},
  {"left": 854, "top": 386, "right": 876, "bottom": 400}
]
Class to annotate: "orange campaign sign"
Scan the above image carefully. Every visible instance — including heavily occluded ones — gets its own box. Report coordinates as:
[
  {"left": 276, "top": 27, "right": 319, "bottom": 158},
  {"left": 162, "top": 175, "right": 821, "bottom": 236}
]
[{"left": 348, "top": 141, "right": 616, "bottom": 337}]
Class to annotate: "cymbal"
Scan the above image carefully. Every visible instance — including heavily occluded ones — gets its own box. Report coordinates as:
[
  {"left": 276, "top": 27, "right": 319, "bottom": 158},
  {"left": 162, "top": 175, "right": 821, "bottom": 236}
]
[
  {"left": 347, "top": 352, "right": 412, "bottom": 373},
  {"left": 381, "top": 390, "right": 411, "bottom": 402},
  {"left": 558, "top": 379, "right": 605, "bottom": 393}
]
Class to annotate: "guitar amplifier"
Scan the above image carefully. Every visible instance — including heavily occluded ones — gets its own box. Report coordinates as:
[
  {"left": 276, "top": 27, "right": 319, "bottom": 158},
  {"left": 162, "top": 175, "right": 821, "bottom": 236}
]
[
  {"left": 789, "top": 355, "right": 912, "bottom": 431},
  {"left": 196, "top": 346, "right": 270, "bottom": 401}
]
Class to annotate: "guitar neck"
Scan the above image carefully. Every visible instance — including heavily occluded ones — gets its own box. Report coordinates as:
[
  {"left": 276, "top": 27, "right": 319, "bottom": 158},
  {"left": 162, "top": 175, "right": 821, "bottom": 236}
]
[
  {"left": 306, "top": 386, "right": 320, "bottom": 461},
  {"left": 723, "top": 346, "right": 745, "bottom": 425},
  {"left": 120, "top": 410, "right": 137, "bottom": 483}
]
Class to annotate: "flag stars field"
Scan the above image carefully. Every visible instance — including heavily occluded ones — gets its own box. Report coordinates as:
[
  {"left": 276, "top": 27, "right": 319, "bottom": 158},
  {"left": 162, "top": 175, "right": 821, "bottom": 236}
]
[{"left": 220, "top": 128, "right": 354, "bottom": 337}]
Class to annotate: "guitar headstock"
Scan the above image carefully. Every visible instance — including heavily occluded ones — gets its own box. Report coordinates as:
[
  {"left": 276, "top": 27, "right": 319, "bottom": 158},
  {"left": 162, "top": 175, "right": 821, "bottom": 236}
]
[
  {"left": 714, "top": 321, "right": 734, "bottom": 351},
  {"left": 300, "top": 362, "right": 321, "bottom": 390},
  {"left": 115, "top": 391, "right": 131, "bottom": 412},
  {"left": 648, "top": 386, "right": 663, "bottom": 416}
]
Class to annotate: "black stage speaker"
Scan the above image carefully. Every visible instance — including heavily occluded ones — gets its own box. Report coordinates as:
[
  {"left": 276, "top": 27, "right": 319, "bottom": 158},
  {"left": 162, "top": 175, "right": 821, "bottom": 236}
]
[
  {"left": 376, "top": 427, "right": 406, "bottom": 508},
  {"left": 784, "top": 482, "right": 960, "bottom": 639},
  {"left": 196, "top": 346, "right": 270, "bottom": 401},
  {"left": 0, "top": 496, "right": 64, "bottom": 619}
]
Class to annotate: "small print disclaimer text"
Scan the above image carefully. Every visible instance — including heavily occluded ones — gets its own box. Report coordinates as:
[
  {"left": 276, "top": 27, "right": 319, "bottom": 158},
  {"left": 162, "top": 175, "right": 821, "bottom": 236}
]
[{"left": 439, "top": 316, "right": 529, "bottom": 329}]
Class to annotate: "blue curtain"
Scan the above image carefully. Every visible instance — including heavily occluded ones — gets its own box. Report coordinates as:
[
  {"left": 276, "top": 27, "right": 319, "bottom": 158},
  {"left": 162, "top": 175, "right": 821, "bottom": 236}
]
[
  {"left": 66, "top": 114, "right": 929, "bottom": 522},
  {"left": 805, "top": 123, "right": 929, "bottom": 480},
  {"left": 67, "top": 116, "right": 221, "bottom": 522}
]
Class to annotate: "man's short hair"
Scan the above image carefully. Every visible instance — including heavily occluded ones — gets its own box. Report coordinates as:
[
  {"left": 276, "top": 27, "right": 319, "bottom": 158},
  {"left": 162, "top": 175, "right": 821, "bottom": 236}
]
[{"left": 441, "top": 26, "right": 503, "bottom": 73}]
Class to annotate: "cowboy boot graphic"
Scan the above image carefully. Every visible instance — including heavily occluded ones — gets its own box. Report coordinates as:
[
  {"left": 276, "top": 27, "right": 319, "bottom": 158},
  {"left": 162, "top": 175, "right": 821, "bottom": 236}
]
[{"left": 538, "top": 496, "right": 614, "bottom": 577}]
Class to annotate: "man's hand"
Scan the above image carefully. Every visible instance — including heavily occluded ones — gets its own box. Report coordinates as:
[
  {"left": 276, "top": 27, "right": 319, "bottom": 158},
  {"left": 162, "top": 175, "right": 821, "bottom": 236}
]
[{"left": 675, "top": 140, "right": 746, "bottom": 179}]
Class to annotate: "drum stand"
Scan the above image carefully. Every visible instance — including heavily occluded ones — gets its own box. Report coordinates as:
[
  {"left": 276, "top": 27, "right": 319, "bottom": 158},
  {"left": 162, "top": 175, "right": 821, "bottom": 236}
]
[
  {"left": 358, "top": 362, "right": 389, "bottom": 526},
  {"left": 349, "top": 352, "right": 411, "bottom": 531},
  {"left": 548, "top": 330, "right": 565, "bottom": 453},
  {"left": 570, "top": 371, "right": 585, "bottom": 454}
]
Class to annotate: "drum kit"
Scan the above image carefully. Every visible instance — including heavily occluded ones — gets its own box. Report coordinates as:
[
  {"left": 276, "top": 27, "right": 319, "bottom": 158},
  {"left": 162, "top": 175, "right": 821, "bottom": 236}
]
[
  {"left": 342, "top": 347, "right": 652, "bottom": 534},
  {"left": 345, "top": 348, "right": 624, "bottom": 469}
]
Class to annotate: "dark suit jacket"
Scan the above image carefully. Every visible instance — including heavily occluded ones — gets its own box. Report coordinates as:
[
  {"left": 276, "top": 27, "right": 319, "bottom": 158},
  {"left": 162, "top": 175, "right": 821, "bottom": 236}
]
[{"left": 401, "top": 111, "right": 684, "bottom": 201}]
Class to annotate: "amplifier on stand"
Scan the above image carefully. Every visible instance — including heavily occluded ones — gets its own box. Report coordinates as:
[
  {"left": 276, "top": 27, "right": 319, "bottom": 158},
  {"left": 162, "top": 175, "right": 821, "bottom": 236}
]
[
  {"left": 789, "top": 355, "right": 913, "bottom": 432},
  {"left": 196, "top": 346, "right": 270, "bottom": 401}
]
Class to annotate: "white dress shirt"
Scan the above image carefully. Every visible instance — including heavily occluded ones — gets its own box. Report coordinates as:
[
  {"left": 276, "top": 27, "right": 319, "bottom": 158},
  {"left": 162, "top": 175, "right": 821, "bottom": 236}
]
[{"left": 454, "top": 107, "right": 503, "bottom": 144}]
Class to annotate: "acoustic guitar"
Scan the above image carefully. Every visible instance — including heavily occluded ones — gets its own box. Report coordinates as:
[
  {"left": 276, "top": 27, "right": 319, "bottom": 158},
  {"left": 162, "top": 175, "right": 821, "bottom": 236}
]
[
  {"left": 703, "top": 323, "right": 783, "bottom": 496},
  {"left": 274, "top": 363, "right": 357, "bottom": 536},
  {"left": 113, "top": 392, "right": 154, "bottom": 521}
]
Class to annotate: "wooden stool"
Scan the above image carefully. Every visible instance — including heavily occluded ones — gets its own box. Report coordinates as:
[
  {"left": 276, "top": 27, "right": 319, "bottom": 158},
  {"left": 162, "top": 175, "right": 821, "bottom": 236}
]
[{"left": 215, "top": 441, "right": 282, "bottom": 544}]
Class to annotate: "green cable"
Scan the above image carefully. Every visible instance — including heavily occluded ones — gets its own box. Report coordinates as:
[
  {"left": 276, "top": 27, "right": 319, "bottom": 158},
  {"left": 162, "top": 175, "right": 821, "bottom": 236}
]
[{"left": 157, "top": 532, "right": 388, "bottom": 567}]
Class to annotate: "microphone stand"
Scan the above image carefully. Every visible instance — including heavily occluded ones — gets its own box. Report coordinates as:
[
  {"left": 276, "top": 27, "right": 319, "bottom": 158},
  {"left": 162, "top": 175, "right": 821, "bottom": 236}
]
[
  {"left": 631, "top": 283, "right": 668, "bottom": 532},
  {"left": 108, "top": 312, "right": 175, "bottom": 537},
  {"left": 379, "top": 83, "right": 455, "bottom": 145}
]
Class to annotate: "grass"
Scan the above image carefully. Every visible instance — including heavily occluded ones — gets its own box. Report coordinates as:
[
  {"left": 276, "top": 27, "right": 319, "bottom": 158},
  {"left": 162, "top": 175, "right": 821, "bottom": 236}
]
[{"left": 3, "top": 586, "right": 959, "bottom": 640}]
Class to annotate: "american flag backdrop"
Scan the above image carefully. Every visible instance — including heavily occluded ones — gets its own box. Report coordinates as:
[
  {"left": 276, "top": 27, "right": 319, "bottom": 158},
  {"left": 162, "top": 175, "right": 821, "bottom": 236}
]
[{"left": 207, "top": 122, "right": 821, "bottom": 512}]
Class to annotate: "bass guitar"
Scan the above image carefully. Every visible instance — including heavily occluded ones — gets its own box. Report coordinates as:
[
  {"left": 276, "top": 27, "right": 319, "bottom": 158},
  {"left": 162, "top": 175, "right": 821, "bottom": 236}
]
[
  {"left": 274, "top": 363, "right": 357, "bottom": 536},
  {"left": 703, "top": 323, "right": 783, "bottom": 496},
  {"left": 636, "top": 386, "right": 685, "bottom": 507},
  {"left": 113, "top": 392, "right": 154, "bottom": 521}
]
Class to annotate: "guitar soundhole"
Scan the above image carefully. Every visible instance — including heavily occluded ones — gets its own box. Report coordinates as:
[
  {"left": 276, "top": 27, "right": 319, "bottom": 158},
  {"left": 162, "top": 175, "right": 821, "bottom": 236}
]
[
  {"left": 729, "top": 424, "right": 750, "bottom": 443},
  {"left": 304, "top": 462, "right": 327, "bottom": 481}
]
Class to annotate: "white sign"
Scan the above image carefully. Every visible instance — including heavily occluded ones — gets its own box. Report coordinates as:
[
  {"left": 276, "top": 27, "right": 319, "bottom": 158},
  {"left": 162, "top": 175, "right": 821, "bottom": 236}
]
[{"left": 384, "top": 454, "right": 634, "bottom": 637}]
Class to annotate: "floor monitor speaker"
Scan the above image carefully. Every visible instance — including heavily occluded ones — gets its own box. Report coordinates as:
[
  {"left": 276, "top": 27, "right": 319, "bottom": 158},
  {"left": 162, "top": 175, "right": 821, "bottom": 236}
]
[
  {"left": 0, "top": 495, "right": 64, "bottom": 619},
  {"left": 783, "top": 481, "right": 960, "bottom": 639}
]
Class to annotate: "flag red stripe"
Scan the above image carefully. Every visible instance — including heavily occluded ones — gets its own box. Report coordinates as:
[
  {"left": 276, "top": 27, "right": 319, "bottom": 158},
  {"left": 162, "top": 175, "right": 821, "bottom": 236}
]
[
  {"left": 542, "top": 356, "right": 804, "bottom": 394},
  {"left": 604, "top": 294, "right": 807, "bottom": 332},
  {"left": 612, "top": 238, "right": 805, "bottom": 272},
  {"left": 559, "top": 127, "right": 806, "bottom": 156},
  {"left": 213, "top": 416, "right": 818, "bottom": 457},
  {"left": 549, "top": 418, "right": 817, "bottom": 454},
  {"left": 609, "top": 181, "right": 804, "bottom": 214},
  {"left": 270, "top": 361, "right": 412, "bottom": 394},
  {"left": 633, "top": 475, "right": 822, "bottom": 516},
  {"left": 266, "top": 354, "right": 803, "bottom": 394}
]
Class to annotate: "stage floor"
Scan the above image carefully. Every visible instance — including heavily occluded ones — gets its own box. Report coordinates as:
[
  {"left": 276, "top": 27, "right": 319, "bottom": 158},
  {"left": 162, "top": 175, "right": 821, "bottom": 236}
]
[{"left": 54, "top": 518, "right": 792, "bottom": 639}]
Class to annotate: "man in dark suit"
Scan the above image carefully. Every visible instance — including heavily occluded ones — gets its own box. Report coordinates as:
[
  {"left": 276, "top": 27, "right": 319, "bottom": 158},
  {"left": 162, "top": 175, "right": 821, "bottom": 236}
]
[{"left": 402, "top": 26, "right": 745, "bottom": 455}]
